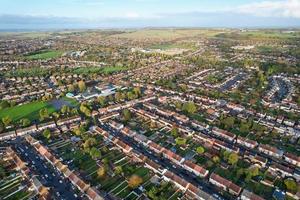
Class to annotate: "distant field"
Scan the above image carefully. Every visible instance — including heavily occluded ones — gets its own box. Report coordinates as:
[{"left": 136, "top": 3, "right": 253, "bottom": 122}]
[
  {"left": 111, "top": 29, "right": 223, "bottom": 40},
  {"left": 216, "top": 30, "right": 300, "bottom": 40},
  {"left": 0, "top": 101, "right": 55, "bottom": 122},
  {"left": 25, "top": 50, "right": 63, "bottom": 60}
]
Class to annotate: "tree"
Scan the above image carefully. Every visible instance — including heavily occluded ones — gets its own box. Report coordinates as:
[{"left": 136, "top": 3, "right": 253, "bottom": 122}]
[
  {"left": 182, "top": 101, "right": 197, "bottom": 114},
  {"left": 68, "top": 84, "right": 75, "bottom": 92},
  {"left": 175, "top": 137, "right": 187, "bottom": 146},
  {"left": 128, "top": 175, "right": 143, "bottom": 189},
  {"left": 80, "top": 104, "right": 91, "bottom": 117},
  {"left": 98, "top": 96, "right": 106, "bottom": 107},
  {"left": 228, "top": 153, "right": 239, "bottom": 165},
  {"left": 127, "top": 91, "right": 135, "bottom": 100},
  {"left": 39, "top": 108, "right": 49, "bottom": 121},
  {"left": 61, "top": 105, "right": 70, "bottom": 115},
  {"left": 97, "top": 166, "right": 106, "bottom": 179},
  {"left": 133, "top": 87, "right": 142, "bottom": 97},
  {"left": 284, "top": 178, "right": 298, "bottom": 193},
  {"left": 83, "top": 138, "right": 96, "bottom": 151},
  {"left": 170, "top": 126, "right": 178, "bottom": 137},
  {"left": 43, "top": 129, "right": 51, "bottom": 140},
  {"left": 114, "top": 166, "right": 123, "bottom": 175},
  {"left": 245, "top": 166, "right": 259, "bottom": 182},
  {"left": 222, "top": 117, "right": 235, "bottom": 129},
  {"left": 20, "top": 118, "right": 31, "bottom": 127},
  {"left": 2, "top": 116, "right": 12, "bottom": 127},
  {"left": 0, "top": 101, "right": 10, "bottom": 110},
  {"left": 212, "top": 156, "right": 220, "bottom": 163},
  {"left": 122, "top": 109, "right": 131, "bottom": 122},
  {"left": 90, "top": 147, "right": 101, "bottom": 159},
  {"left": 78, "top": 80, "right": 86, "bottom": 92},
  {"left": 115, "top": 92, "right": 122, "bottom": 102},
  {"left": 0, "top": 122, "right": 4, "bottom": 133},
  {"left": 196, "top": 146, "right": 205, "bottom": 154}
]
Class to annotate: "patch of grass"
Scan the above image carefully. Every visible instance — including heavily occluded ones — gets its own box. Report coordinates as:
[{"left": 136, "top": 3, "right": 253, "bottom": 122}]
[
  {"left": 26, "top": 50, "right": 62, "bottom": 60},
  {"left": 0, "top": 101, "right": 55, "bottom": 122},
  {"left": 102, "top": 66, "right": 128, "bottom": 74}
]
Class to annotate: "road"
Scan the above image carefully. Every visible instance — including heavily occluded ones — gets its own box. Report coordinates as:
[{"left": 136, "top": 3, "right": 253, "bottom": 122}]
[{"left": 9, "top": 138, "right": 81, "bottom": 200}]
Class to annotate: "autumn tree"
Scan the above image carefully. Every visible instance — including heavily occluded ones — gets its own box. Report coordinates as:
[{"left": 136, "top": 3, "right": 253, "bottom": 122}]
[
  {"left": 97, "top": 166, "right": 106, "bottom": 179},
  {"left": 128, "top": 175, "right": 143, "bottom": 188},
  {"left": 78, "top": 80, "right": 86, "bottom": 92}
]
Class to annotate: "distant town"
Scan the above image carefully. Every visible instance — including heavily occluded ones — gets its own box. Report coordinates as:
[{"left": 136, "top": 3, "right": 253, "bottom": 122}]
[{"left": 0, "top": 28, "right": 300, "bottom": 200}]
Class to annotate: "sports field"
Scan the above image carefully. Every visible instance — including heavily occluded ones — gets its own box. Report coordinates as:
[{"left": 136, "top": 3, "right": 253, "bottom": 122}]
[
  {"left": 0, "top": 101, "right": 56, "bottom": 122},
  {"left": 26, "top": 50, "right": 62, "bottom": 60}
]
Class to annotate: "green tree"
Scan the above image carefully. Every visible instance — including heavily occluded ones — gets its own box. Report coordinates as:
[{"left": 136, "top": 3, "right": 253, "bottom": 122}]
[
  {"left": 0, "top": 101, "right": 10, "bottom": 110},
  {"left": 170, "top": 126, "right": 178, "bottom": 137},
  {"left": 182, "top": 101, "right": 197, "bottom": 114},
  {"left": 133, "top": 87, "right": 142, "bottom": 97},
  {"left": 0, "top": 122, "right": 4, "bottom": 133},
  {"left": 97, "top": 96, "right": 106, "bottom": 107},
  {"left": 90, "top": 147, "right": 101, "bottom": 159},
  {"left": 175, "top": 137, "right": 187, "bottom": 146},
  {"left": 2, "top": 116, "right": 12, "bottom": 127},
  {"left": 43, "top": 129, "right": 51, "bottom": 140},
  {"left": 284, "top": 178, "right": 298, "bottom": 193},
  {"left": 228, "top": 152, "right": 239, "bottom": 165},
  {"left": 222, "top": 117, "right": 235, "bottom": 129},
  {"left": 61, "top": 105, "right": 70, "bottom": 115},
  {"left": 127, "top": 91, "right": 136, "bottom": 100},
  {"left": 122, "top": 109, "right": 131, "bottom": 122},
  {"left": 196, "top": 146, "right": 205, "bottom": 154},
  {"left": 20, "top": 118, "right": 31, "bottom": 127},
  {"left": 114, "top": 166, "right": 123, "bottom": 175},
  {"left": 39, "top": 108, "right": 49, "bottom": 121}
]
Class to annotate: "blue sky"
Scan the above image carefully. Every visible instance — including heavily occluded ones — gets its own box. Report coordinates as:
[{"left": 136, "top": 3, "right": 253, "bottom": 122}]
[{"left": 0, "top": 0, "right": 300, "bottom": 29}]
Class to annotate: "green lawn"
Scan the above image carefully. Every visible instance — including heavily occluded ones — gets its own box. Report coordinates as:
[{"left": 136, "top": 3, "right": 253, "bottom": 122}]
[
  {"left": 26, "top": 50, "right": 63, "bottom": 60},
  {"left": 0, "top": 101, "right": 55, "bottom": 122},
  {"left": 102, "top": 66, "right": 128, "bottom": 74}
]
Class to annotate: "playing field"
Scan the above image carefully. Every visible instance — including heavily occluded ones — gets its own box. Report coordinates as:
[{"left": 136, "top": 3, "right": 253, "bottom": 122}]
[
  {"left": 0, "top": 101, "right": 56, "bottom": 122},
  {"left": 26, "top": 50, "right": 63, "bottom": 60}
]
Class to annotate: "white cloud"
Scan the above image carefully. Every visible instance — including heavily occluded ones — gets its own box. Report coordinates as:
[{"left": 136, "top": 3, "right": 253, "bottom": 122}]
[{"left": 236, "top": 0, "right": 300, "bottom": 18}]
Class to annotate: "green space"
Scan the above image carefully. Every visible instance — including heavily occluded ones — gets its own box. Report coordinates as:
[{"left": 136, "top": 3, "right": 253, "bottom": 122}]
[
  {"left": 71, "top": 66, "right": 128, "bottom": 75},
  {"left": 61, "top": 97, "right": 80, "bottom": 107},
  {"left": 25, "top": 50, "right": 63, "bottom": 60},
  {"left": 0, "top": 101, "right": 55, "bottom": 122}
]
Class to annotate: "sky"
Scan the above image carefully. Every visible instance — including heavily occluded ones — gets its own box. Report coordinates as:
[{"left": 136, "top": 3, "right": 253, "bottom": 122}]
[{"left": 0, "top": 0, "right": 300, "bottom": 29}]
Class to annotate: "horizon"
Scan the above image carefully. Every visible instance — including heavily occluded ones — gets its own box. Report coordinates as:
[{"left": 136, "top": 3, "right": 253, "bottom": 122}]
[{"left": 1, "top": 0, "right": 300, "bottom": 29}]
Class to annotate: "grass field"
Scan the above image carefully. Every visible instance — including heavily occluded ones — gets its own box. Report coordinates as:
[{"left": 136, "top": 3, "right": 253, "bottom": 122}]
[
  {"left": 0, "top": 101, "right": 56, "bottom": 122},
  {"left": 26, "top": 50, "right": 63, "bottom": 60},
  {"left": 111, "top": 29, "right": 223, "bottom": 40},
  {"left": 72, "top": 66, "right": 128, "bottom": 74}
]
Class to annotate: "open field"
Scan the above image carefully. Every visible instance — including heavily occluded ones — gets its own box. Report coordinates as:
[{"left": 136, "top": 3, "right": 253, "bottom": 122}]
[
  {"left": 0, "top": 101, "right": 55, "bottom": 121},
  {"left": 111, "top": 29, "right": 224, "bottom": 40},
  {"left": 25, "top": 50, "right": 63, "bottom": 60}
]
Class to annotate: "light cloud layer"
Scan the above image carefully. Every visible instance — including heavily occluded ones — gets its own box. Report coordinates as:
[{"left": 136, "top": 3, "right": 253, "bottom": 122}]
[{"left": 236, "top": 0, "right": 300, "bottom": 18}]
